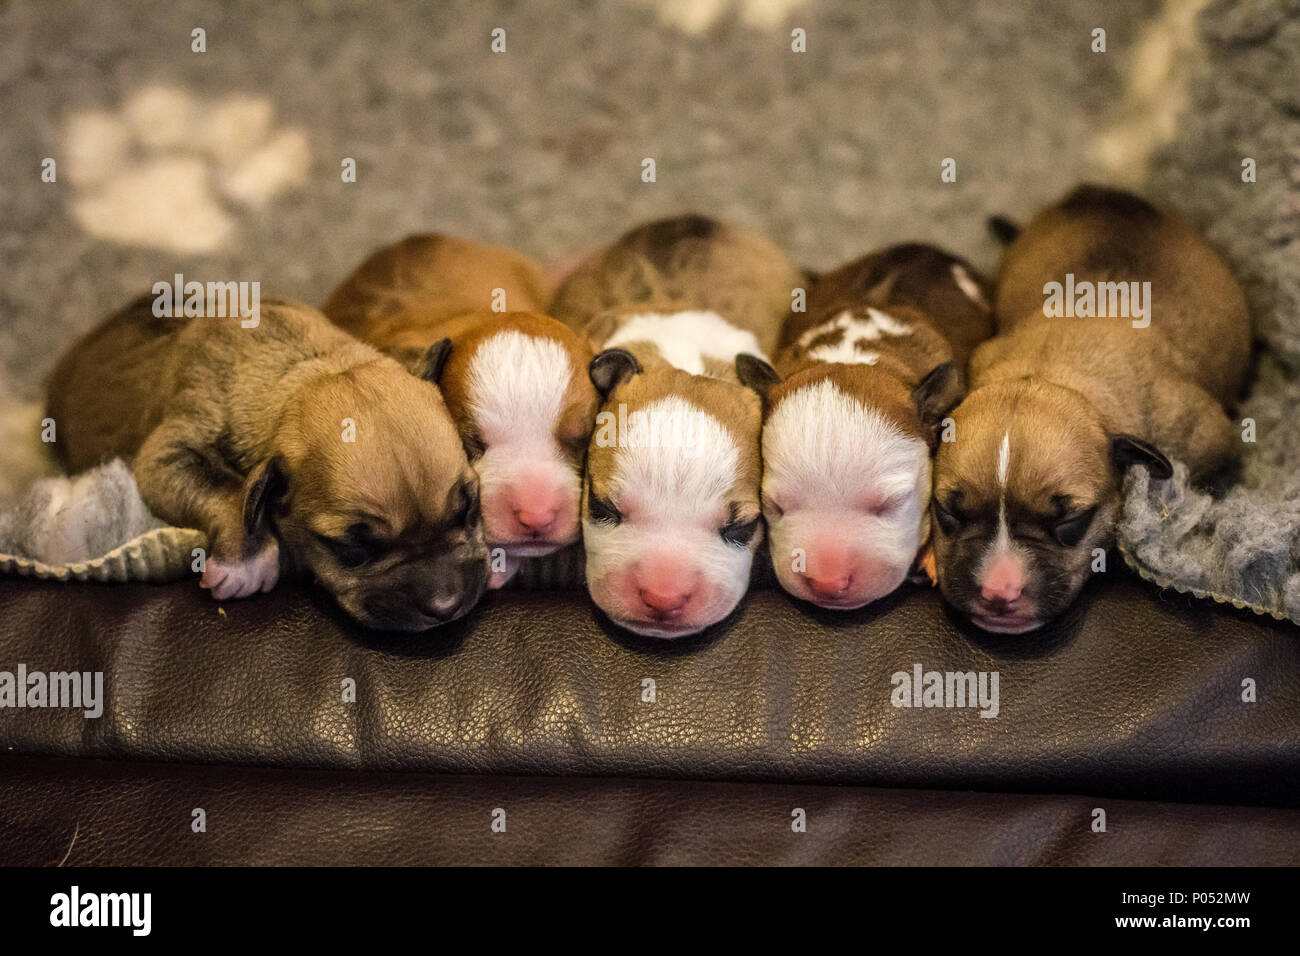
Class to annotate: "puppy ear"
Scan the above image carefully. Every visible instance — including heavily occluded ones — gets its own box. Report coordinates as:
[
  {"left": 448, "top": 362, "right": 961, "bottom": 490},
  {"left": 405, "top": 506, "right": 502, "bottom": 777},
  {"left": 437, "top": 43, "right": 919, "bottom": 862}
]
[
  {"left": 589, "top": 348, "right": 640, "bottom": 398},
  {"left": 912, "top": 362, "right": 963, "bottom": 439},
  {"left": 414, "top": 338, "right": 452, "bottom": 384},
  {"left": 864, "top": 269, "right": 900, "bottom": 307},
  {"left": 243, "top": 455, "right": 288, "bottom": 537},
  {"left": 736, "top": 353, "right": 781, "bottom": 399},
  {"left": 1110, "top": 434, "right": 1173, "bottom": 480}
]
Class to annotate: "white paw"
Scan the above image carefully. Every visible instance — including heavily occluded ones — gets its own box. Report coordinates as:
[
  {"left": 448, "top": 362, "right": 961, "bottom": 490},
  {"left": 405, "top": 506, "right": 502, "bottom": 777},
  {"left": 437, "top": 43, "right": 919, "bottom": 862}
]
[
  {"left": 62, "top": 85, "right": 310, "bottom": 254},
  {"left": 200, "top": 539, "right": 281, "bottom": 600},
  {"left": 488, "top": 553, "right": 523, "bottom": 590}
]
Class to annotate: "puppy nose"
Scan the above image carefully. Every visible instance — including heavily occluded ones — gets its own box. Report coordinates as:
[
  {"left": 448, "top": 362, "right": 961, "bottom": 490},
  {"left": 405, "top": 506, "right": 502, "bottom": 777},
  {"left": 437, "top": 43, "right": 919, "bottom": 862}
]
[
  {"left": 424, "top": 592, "right": 463, "bottom": 622},
  {"left": 980, "top": 555, "right": 1025, "bottom": 604},
  {"left": 639, "top": 586, "right": 690, "bottom": 616},
  {"left": 515, "top": 506, "right": 558, "bottom": 534},
  {"left": 805, "top": 571, "right": 852, "bottom": 598}
]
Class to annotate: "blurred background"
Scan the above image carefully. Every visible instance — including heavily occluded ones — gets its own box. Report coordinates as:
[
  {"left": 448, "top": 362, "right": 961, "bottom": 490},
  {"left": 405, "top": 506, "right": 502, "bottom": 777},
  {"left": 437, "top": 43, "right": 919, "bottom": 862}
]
[{"left": 1, "top": 0, "right": 1294, "bottom": 508}]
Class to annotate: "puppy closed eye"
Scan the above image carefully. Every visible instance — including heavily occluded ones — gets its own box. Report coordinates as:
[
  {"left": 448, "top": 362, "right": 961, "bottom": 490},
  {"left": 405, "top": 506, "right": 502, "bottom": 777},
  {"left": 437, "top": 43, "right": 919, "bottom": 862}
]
[
  {"left": 318, "top": 523, "right": 388, "bottom": 568},
  {"left": 720, "top": 516, "right": 760, "bottom": 547},
  {"left": 587, "top": 476, "right": 622, "bottom": 526},
  {"left": 1053, "top": 507, "right": 1097, "bottom": 547},
  {"left": 457, "top": 482, "right": 481, "bottom": 528},
  {"left": 870, "top": 492, "right": 908, "bottom": 517},
  {"left": 934, "top": 498, "right": 964, "bottom": 535}
]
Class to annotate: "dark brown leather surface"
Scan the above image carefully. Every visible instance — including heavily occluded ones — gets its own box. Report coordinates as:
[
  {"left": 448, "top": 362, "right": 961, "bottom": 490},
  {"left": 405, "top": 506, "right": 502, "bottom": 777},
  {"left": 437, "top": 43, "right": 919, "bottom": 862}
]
[
  {"left": 1, "top": 571, "right": 1296, "bottom": 811},
  {"left": 3, "top": 755, "right": 1298, "bottom": 866}
]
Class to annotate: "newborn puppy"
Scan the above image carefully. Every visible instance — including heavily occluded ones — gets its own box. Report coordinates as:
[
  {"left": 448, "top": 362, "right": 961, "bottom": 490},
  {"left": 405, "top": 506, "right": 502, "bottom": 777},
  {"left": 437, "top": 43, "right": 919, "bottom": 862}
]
[
  {"left": 738, "top": 244, "right": 994, "bottom": 608},
  {"left": 323, "top": 235, "right": 598, "bottom": 587},
  {"left": 551, "top": 214, "right": 800, "bottom": 638},
  {"left": 932, "top": 185, "right": 1252, "bottom": 633},
  {"left": 47, "top": 295, "right": 489, "bottom": 630}
]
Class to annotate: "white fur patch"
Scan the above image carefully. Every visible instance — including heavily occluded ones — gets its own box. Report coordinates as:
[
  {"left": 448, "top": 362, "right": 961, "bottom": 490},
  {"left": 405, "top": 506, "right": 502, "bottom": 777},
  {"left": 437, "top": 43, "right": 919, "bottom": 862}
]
[
  {"left": 583, "top": 395, "right": 754, "bottom": 635},
  {"left": 466, "top": 331, "right": 572, "bottom": 449},
  {"left": 763, "top": 379, "right": 930, "bottom": 584},
  {"left": 997, "top": 431, "right": 1011, "bottom": 488},
  {"left": 797, "top": 307, "right": 910, "bottom": 365},
  {"left": 950, "top": 263, "right": 989, "bottom": 309},
  {"left": 604, "top": 310, "right": 765, "bottom": 375}
]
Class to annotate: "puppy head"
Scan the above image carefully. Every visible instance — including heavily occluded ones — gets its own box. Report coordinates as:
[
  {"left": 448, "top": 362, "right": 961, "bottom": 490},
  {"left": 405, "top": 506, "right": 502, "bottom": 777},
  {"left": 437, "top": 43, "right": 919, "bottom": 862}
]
[
  {"left": 257, "top": 362, "right": 490, "bottom": 631},
  {"left": 739, "top": 356, "right": 960, "bottom": 609},
  {"left": 931, "top": 380, "right": 1171, "bottom": 633},
  {"left": 423, "top": 312, "right": 598, "bottom": 572},
  {"left": 581, "top": 351, "right": 763, "bottom": 638}
]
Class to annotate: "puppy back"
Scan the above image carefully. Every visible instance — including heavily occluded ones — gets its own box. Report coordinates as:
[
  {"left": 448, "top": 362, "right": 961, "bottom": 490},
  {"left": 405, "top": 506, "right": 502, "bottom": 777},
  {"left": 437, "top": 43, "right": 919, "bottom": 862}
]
[
  {"left": 995, "top": 184, "right": 1250, "bottom": 405},
  {"left": 549, "top": 214, "right": 799, "bottom": 356}
]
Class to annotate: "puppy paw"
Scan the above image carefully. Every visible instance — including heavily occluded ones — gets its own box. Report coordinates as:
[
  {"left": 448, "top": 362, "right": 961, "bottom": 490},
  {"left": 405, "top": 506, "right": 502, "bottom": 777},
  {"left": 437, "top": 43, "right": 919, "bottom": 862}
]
[
  {"left": 200, "top": 538, "right": 281, "bottom": 600},
  {"left": 488, "top": 553, "right": 522, "bottom": 590}
]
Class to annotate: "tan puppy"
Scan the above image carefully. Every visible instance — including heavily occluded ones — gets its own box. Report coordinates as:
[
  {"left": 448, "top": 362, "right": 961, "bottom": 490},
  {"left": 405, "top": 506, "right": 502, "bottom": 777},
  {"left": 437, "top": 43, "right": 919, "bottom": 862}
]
[
  {"left": 551, "top": 214, "right": 799, "bottom": 638},
  {"left": 47, "top": 295, "right": 489, "bottom": 630},
  {"left": 738, "top": 244, "right": 994, "bottom": 609},
  {"left": 932, "top": 185, "right": 1251, "bottom": 633},
  {"left": 323, "top": 235, "right": 599, "bottom": 587}
]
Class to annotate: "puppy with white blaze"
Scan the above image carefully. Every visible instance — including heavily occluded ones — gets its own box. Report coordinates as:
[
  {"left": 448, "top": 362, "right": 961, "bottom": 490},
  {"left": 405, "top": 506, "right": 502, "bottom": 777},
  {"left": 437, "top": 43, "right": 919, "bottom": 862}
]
[
  {"left": 323, "top": 234, "right": 599, "bottom": 587},
  {"left": 551, "top": 214, "right": 799, "bottom": 637},
  {"left": 737, "top": 244, "right": 995, "bottom": 610},
  {"left": 932, "top": 186, "right": 1251, "bottom": 633}
]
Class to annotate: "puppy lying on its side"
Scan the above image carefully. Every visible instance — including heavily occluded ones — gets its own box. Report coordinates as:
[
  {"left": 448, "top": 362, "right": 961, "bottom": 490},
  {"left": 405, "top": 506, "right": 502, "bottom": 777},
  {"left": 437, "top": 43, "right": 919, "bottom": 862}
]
[
  {"left": 932, "top": 185, "right": 1252, "bottom": 633},
  {"left": 47, "top": 296, "right": 489, "bottom": 630},
  {"left": 322, "top": 235, "right": 599, "bottom": 587},
  {"left": 738, "top": 244, "right": 994, "bottom": 608},
  {"left": 551, "top": 214, "right": 800, "bottom": 638}
]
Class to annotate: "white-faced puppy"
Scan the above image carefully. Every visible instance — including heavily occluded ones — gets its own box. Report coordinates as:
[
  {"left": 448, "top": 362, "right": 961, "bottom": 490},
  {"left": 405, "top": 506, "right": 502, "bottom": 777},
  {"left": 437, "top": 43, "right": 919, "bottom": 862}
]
[
  {"left": 47, "top": 296, "right": 489, "bottom": 630},
  {"left": 932, "top": 185, "right": 1252, "bottom": 633},
  {"left": 323, "top": 235, "right": 599, "bottom": 587},
  {"left": 736, "top": 244, "right": 995, "bottom": 609},
  {"left": 551, "top": 214, "right": 800, "bottom": 638}
]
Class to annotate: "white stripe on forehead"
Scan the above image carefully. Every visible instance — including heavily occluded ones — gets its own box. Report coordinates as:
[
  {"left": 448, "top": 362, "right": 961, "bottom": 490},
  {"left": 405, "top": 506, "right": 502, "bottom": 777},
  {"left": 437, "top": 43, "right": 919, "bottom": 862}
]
[
  {"left": 950, "top": 263, "right": 989, "bottom": 309},
  {"left": 797, "top": 307, "right": 910, "bottom": 366},
  {"left": 611, "top": 395, "right": 739, "bottom": 511},
  {"left": 466, "top": 330, "right": 572, "bottom": 446},
  {"left": 997, "top": 431, "right": 1011, "bottom": 488},
  {"left": 763, "top": 379, "right": 926, "bottom": 503},
  {"left": 603, "top": 310, "right": 766, "bottom": 375}
]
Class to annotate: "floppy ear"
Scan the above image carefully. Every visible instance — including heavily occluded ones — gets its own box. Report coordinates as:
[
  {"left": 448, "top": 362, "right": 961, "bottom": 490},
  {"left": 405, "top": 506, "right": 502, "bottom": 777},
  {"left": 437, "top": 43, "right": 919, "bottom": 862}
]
[
  {"left": 863, "top": 269, "right": 900, "bottom": 307},
  {"left": 242, "top": 455, "right": 288, "bottom": 537},
  {"left": 589, "top": 348, "right": 640, "bottom": 398},
  {"left": 911, "top": 362, "right": 963, "bottom": 441},
  {"left": 735, "top": 353, "right": 781, "bottom": 400},
  {"left": 1110, "top": 434, "right": 1173, "bottom": 480},
  {"left": 414, "top": 338, "right": 452, "bottom": 384}
]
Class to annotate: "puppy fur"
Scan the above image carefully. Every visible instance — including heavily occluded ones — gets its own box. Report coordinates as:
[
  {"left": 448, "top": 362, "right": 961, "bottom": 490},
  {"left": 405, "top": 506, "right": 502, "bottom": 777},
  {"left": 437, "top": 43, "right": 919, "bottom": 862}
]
[
  {"left": 552, "top": 214, "right": 799, "bottom": 638},
  {"left": 932, "top": 185, "right": 1252, "bottom": 633},
  {"left": 742, "top": 244, "right": 994, "bottom": 609},
  {"left": 47, "top": 295, "right": 489, "bottom": 630},
  {"left": 322, "top": 235, "right": 598, "bottom": 587}
]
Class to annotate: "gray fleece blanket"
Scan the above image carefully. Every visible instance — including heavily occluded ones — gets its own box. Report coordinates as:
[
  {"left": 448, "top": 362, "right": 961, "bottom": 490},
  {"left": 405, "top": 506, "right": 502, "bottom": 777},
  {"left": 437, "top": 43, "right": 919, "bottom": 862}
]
[{"left": 0, "top": 0, "right": 1296, "bottom": 621}]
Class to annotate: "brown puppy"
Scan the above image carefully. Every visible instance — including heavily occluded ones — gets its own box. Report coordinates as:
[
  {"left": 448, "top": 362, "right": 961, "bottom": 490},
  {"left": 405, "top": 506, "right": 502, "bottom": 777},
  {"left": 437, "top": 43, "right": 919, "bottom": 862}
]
[
  {"left": 932, "top": 185, "right": 1251, "bottom": 633},
  {"left": 47, "top": 295, "right": 488, "bottom": 630},
  {"left": 322, "top": 235, "right": 599, "bottom": 587},
  {"left": 738, "top": 244, "right": 994, "bottom": 609},
  {"left": 551, "top": 214, "right": 799, "bottom": 638}
]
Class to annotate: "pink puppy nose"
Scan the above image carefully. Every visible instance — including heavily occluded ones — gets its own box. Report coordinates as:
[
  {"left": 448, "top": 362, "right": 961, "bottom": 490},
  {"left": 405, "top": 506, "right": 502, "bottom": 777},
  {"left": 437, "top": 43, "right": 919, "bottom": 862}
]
[
  {"left": 805, "top": 572, "right": 851, "bottom": 598},
  {"left": 515, "top": 506, "right": 558, "bottom": 534},
  {"left": 980, "top": 555, "right": 1026, "bottom": 604},
  {"left": 640, "top": 586, "right": 690, "bottom": 615}
]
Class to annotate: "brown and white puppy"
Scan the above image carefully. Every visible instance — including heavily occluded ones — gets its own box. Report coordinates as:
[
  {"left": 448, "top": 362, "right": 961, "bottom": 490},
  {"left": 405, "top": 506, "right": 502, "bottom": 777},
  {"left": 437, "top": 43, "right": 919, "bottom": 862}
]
[
  {"left": 737, "top": 244, "right": 994, "bottom": 609},
  {"left": 323, "top": 235, "right": 599, "bottom": 587},
  {"left": 551, "top": 214, "right": 799, "bottom": 638},
  {"left": 47, "top": 295, "right": 489, "bottom": 630},
  {"left": 932, "top": 185, "right": 1251, "bottom": 633}
]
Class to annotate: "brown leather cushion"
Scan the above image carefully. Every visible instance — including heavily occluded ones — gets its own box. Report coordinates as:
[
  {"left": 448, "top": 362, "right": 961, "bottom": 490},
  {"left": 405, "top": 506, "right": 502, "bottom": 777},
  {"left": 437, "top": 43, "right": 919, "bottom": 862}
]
[
  {"left": 4, "top": 755, "right": 1298, "bottom": 865},
  {"left": 1, "top": 571, "right": 1296, "bottom": 809}
]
